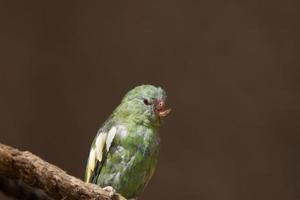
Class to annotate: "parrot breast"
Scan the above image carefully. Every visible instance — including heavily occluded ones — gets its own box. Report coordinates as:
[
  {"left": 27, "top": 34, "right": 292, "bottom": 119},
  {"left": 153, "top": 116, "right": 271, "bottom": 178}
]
[{"left": 96, "top": 124, "right": 160, "bottom": 199}]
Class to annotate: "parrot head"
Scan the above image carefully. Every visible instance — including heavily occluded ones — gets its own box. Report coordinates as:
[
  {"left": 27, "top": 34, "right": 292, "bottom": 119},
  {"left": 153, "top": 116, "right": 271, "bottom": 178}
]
[{"left": 113, "top": 85, "right": 171, "bottom": 126}]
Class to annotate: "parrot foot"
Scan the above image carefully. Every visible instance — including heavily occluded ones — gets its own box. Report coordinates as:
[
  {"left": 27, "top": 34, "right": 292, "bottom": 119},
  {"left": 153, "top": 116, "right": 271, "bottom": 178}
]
[{"left": 103, "top": 186, "right": 116, "bottom": 196}]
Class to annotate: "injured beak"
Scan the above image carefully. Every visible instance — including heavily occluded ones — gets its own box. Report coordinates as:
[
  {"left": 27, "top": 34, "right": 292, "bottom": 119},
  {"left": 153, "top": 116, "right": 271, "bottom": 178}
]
[
  {"left": 157, "top": 109, "right": 171, "bottom": 117},
  {"left": 155, "top": 100, "right": 171, "bottom": 118}
]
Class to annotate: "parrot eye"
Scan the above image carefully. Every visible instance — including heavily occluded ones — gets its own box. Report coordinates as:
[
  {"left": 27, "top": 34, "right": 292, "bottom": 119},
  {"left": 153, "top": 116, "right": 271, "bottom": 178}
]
[{"left": 143, "top": 99, "right": 151, "bottom": 105}]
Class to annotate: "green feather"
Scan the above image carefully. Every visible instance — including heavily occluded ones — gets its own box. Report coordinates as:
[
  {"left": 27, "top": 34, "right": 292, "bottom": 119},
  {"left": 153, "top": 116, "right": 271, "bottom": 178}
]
[{"left": 85, "top": 85, "right": 168, "bottom": 199}]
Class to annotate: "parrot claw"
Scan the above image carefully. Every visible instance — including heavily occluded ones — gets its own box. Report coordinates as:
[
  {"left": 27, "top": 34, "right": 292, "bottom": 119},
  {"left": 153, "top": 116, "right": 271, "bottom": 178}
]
[{"left": 103, "top": 186, "right": 116, "bottom": 196}]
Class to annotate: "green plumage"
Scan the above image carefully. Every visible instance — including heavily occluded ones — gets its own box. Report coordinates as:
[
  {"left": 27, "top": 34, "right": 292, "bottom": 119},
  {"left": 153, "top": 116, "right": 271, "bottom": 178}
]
[{"left": 85, "top": 85, "right": 168, "bottom": 199}]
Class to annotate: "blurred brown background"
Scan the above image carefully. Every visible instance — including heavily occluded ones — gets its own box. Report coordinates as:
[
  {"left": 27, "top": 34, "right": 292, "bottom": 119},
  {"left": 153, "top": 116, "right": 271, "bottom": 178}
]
[{"left": 0, "top": 1, "right": 299, "bottom": 200}]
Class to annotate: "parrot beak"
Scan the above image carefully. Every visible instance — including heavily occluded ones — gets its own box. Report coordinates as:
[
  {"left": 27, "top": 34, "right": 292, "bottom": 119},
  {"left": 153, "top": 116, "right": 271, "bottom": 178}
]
[{"left": 155, "top": 100, "right": 171, "bottom": 118}]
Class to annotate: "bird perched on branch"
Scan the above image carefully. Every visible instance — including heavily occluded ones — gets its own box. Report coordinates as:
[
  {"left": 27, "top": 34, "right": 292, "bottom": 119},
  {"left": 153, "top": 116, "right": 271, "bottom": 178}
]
[{"left": 84, "top": 85, "right": 171, "bottom": 199}]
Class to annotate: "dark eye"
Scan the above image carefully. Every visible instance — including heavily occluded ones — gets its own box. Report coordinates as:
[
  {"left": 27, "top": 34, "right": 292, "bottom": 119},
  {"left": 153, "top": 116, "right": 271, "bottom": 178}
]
[{"left": 143, "top": 99, "right": 151, "bottom": 105}]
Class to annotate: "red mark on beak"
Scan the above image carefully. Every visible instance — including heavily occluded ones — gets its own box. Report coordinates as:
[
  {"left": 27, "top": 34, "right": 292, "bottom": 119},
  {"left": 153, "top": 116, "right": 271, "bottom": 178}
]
[{"left": 155, "top": 100, "right": 171, "bottom": 117}]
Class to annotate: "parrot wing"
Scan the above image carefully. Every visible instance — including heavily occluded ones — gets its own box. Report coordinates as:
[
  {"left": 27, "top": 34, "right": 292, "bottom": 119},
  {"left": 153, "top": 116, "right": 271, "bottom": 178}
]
[{"left": 84, "top": 126, "right": 117, "bottom": 183}]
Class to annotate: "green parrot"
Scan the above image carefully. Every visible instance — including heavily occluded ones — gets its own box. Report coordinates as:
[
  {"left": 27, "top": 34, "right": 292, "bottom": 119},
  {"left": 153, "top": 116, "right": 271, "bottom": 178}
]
[{"left": 84, "top": 85, "right": 171, "bottom": 199}]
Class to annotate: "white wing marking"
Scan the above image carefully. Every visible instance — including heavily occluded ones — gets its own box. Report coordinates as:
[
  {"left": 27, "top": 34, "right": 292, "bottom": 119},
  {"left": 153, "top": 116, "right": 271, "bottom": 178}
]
[
  {"left": 85, "top": 148, "right": 96, "bottom": 182},
  {"left": 95, "top": 132, "right": 107, "bottom": 161},
  {"left": 106, "top": 127, "right": 116, "bottom": 152},
  {"left": 85, "top": 127, "right": 117, "bottom": 183}
]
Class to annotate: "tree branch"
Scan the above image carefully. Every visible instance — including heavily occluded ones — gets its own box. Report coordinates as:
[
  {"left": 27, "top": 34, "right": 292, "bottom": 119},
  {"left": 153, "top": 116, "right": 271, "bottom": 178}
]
[
  {"left": 0, "top": 175, "right": 54, "bottom": 200},
  {"left": 0, "top": 143, "right": 126, "bottom": 200}
]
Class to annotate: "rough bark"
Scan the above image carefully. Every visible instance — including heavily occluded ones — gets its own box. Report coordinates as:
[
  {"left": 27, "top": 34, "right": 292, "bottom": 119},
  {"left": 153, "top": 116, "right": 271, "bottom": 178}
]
[
  {"left": 0, "top": 175, "right": 53, "bottom": 200},
  {"left": 0, "top": 143, "right": 126, "bottom": 200}
]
